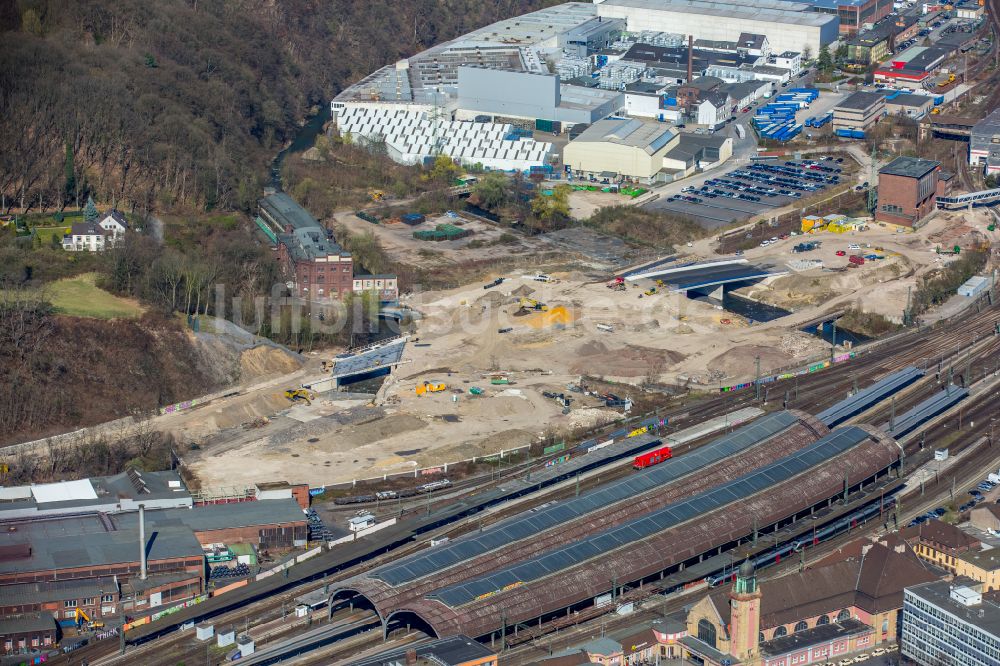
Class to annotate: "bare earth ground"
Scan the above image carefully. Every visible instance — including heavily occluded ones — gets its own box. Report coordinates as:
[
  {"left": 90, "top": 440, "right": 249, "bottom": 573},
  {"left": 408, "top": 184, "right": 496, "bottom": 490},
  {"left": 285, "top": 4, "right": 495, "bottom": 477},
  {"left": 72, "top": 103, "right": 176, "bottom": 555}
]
[
  {"left": 331, "top": 210, "right": 545, "bottom": 268},
  {"left": 183, "top": 208, "right": 996, "bottom": 490}
]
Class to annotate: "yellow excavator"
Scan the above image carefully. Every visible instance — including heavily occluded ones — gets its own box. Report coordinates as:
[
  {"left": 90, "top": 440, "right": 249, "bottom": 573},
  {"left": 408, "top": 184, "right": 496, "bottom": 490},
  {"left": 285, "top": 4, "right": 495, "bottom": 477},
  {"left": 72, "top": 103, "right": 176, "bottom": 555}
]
[
  {"left": 368, "top": 189, "right": 385, "bottom": 202},
  {"left": 415, "top": 382, "right": 447, "bottom": 396},
  {"left": 518, "top": 297, "right": 548, "bottom": 312},
  {"left": 76, "top": 608, "right": 103, "bottom": 629},
  {"left": 284, "top": 389, "right": 316, "bottom": 406}
]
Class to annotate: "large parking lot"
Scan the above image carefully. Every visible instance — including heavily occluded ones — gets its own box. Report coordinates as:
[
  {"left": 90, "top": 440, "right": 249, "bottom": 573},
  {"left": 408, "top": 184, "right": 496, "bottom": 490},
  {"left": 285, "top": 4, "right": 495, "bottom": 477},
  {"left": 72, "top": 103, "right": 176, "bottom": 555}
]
[{"left": 650, "top": 158, "right": 847, "bottom": 228}]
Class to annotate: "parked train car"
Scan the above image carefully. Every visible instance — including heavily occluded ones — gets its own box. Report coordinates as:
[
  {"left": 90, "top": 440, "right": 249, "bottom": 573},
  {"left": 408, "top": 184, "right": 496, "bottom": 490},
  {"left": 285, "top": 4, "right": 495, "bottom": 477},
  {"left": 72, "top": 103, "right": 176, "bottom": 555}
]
[{"left": 633, "top": 446, "right": 673, "bottom": 469}]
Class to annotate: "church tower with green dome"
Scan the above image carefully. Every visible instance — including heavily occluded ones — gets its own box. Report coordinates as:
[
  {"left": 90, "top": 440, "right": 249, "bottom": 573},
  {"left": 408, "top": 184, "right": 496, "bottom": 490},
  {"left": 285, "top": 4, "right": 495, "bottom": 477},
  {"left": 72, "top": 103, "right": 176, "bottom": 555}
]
[{"left": 729, "top": 558, "right": 762, "bottom": 663}]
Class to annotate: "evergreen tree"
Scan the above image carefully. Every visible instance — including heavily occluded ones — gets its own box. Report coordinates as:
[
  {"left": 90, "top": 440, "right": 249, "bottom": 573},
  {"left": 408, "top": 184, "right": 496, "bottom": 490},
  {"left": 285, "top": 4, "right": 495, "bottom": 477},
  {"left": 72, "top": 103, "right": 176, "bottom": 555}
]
[
  {"left": 818, "top": 45, "right": 834, "bottom": 72},
  {"left": 84, "top": 195, "right": 98, "bottom": 223}
]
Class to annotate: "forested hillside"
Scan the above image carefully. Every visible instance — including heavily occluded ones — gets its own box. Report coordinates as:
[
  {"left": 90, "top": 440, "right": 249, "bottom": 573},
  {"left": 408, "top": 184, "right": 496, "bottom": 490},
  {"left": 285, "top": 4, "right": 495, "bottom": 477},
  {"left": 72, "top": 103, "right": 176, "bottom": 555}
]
[{"left": 0, "top": 0, "right": 558, "bottom": 215}]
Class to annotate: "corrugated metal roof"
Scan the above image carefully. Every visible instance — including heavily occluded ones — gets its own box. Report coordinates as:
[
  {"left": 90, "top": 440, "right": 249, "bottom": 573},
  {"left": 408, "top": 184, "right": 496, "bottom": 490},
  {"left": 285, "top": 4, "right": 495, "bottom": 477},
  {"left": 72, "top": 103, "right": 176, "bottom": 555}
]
[
  {"left": 409, "top": 426, "right": 899, "bottom": 637},
  {"left": 816, "top": 366, "right": 924, "bottom": 427},
  {"left": 30, "top": 479, "right": 98, "bottom": 504},
  {"left": 374, "top": 412, "right": 798, "bottom": 588},
  {"left": 426, "top": 426, "right": 876, "bottom": 608}
]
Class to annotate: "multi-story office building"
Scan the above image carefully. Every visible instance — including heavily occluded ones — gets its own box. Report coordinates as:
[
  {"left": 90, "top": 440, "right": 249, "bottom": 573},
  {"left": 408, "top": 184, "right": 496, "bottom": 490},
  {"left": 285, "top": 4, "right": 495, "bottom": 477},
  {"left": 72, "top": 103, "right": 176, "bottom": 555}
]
[{"left": 902, "top": 581, "right": 1000, "bottom": 666}]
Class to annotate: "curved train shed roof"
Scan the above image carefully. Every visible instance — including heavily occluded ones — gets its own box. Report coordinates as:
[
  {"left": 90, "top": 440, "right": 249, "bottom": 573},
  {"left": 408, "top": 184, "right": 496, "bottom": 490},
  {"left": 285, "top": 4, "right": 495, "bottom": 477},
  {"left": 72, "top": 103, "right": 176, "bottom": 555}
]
[
  {"left": 335, "top": 410, "right": 831, "bottom": 628},
  {"left": 398, "top": 425, "right": 899, "bottom": 638}
]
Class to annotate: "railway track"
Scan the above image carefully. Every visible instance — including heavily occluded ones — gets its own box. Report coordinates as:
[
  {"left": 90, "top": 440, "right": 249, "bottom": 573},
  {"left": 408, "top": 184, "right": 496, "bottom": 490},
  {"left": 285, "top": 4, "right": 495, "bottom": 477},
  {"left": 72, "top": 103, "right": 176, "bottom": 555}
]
[
  {"left": 505, "top": 383, "right": 1000, "bottom": 664},
  {"left": 65, "top": 298, "right": 998, "bottom": 666}
]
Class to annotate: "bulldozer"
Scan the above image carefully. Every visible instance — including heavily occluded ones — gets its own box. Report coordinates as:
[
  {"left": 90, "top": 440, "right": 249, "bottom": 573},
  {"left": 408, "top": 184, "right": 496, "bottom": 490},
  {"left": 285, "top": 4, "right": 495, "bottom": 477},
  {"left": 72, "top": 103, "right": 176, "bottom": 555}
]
[
  {"left": 284, "top": 389, "right": 316, "bottom": 406},
  {"left": 518, "top": 297, "right": 548, "bottom": 312},
  {"left": 415, "top": 382, "right": 447, "bottom": 396}
]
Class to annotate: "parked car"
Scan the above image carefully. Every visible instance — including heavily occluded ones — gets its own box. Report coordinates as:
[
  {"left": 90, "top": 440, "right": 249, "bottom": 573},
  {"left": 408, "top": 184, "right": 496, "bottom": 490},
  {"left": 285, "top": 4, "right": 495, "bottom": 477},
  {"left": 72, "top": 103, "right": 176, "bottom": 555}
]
[
  {"left": 836, "top": 250, "right": 847, "bottom": 256},
  {"left": 848, "top": 243, "right": 861, "bottom": 250}
]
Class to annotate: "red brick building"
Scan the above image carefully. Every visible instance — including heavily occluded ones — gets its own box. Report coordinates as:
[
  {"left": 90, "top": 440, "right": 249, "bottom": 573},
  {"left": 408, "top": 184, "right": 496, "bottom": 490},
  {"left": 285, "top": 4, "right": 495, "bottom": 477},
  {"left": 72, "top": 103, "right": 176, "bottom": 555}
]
[
  {"left": 257, "top": 193, "right": 354, "bottom": 299},
  {"left": 0, "top": 612, "right": 57, "bottom": 655},
  {"left": 875, "top": 156, "right": 952, "bottom": 228}
]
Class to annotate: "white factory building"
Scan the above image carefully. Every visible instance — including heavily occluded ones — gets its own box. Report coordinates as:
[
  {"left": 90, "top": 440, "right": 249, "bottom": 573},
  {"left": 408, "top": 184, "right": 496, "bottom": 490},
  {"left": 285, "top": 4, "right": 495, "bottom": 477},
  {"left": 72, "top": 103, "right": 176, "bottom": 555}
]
[
  {"left": 564, "top": 117, "right": 732, "bottom": 182},
  {"left": 335, "top": 107, "right": 553, "bottom": 171},
  {"left": 594, "top": 0, "right": 840, "bottom": 57}
]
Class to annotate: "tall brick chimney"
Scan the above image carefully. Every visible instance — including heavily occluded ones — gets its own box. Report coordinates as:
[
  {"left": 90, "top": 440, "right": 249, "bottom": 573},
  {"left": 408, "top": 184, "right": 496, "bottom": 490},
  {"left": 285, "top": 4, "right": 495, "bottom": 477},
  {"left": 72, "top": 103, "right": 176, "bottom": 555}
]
[{"left": 687, "top": 35, "right": 694, "bottom": 84}]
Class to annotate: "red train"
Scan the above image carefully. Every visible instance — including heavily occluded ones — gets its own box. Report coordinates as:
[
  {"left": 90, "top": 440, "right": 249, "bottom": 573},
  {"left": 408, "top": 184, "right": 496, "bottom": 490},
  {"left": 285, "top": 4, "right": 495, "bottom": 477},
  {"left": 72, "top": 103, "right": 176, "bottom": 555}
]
[{"left": 633, "top": 446, "right": 673, "bottom": 469}]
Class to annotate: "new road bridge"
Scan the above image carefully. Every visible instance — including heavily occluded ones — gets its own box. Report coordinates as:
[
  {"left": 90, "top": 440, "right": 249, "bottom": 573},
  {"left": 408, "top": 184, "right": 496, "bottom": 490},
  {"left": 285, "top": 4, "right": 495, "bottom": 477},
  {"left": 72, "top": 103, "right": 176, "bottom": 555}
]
[{"left": 625, "top": 258, "right": 787, "bottom": 301}]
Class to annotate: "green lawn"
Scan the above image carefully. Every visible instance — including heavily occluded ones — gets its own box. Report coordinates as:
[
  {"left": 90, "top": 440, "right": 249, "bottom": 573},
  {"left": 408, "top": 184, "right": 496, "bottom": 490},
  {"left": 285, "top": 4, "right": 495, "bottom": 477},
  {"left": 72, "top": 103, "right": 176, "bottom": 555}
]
[
  {"left": 43, "top": 273, "right": 145, "bottom": 319},
  {"left": 33, "top": 225, "right": 71, "bottom": 245}
]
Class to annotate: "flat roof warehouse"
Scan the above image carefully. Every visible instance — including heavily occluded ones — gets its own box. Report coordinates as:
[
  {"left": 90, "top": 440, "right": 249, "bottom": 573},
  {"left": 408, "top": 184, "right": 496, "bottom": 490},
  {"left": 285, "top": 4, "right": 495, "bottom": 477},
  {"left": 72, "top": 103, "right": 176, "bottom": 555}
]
[{"left": 598, "top": 0, "right": 839, "bottom": 28}]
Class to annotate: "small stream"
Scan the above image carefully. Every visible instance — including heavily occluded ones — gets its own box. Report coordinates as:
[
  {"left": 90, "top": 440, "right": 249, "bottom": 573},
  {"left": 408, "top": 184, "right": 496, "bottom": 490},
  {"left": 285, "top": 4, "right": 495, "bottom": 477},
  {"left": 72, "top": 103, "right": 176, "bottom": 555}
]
[{"left": 270, "top": 104, "right": 332, "bottom": 191}]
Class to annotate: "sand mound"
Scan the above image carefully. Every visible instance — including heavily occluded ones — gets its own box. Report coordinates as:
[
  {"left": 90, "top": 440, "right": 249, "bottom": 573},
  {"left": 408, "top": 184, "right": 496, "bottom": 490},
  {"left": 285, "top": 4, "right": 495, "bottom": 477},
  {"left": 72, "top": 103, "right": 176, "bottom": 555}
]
[
  {"left": 476, "top": 291, "right": 505, "bottom": 306},
  {"left": 523, "top": 306, "right": 577, "bottom": 329},
  {"left": 570, "top": 341, "right": 684, "bottom": 377},
  {"left": 510, "top": 284, "right": 536, "bottom": 298},
  {"left": 240, "top": 345, "right": 302, "bottom": 379}
]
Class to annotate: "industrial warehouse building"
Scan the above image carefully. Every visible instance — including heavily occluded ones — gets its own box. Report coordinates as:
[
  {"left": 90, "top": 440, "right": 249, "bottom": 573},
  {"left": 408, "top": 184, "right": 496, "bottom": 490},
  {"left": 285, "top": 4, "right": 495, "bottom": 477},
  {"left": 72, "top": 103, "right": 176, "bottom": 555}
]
[
  {"left": 595, "top": 0, "right": 840, "bottom": 56},
  {"left": 969, "top": 107, "right": 1000, "bottom": 175},
  {"left": 832, "top": 91, "right": 886, "bottom": 132},
  {"left": 455, "top": 67, "right": 623, "bottom": 127},
  {"left": 873, "top": 45, "right": 953, "bottom": 87},
  {"left": 564, "top": 118, "right": 680, "bottom": 181},
  {"left": 0, "top": 497, "right": 308, "bottom": 630},
  {"left": 564, "top": 117, "right": 733, "bottom": 181},
  {"left": 788, "top": 0, "right": 893, "bottom": 34},
  {"left": 335, "top": 105, "right": 555, "bottom": 171}
]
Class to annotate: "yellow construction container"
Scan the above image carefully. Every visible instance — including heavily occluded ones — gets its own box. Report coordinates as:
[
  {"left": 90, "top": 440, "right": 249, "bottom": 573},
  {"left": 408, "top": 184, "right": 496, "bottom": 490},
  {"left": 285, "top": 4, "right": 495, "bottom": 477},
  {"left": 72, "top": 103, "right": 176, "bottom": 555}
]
[
  {"left": 415, "top": 382, "right": 447, "bottom": 396},
  {"left": 801, "top": 215, "right": 824, "bottom": 233}
]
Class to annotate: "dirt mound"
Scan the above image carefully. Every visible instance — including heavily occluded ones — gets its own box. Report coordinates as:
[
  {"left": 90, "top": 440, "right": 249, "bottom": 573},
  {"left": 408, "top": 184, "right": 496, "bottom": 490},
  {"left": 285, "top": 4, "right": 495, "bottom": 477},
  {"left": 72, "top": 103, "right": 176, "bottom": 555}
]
[
  {"left": 570, "top": 341, "right": 685, "bottom": 377},
  {"left": 707, "top": 345, "right": 791, "bottom": 378},
  {"left": 510, "top": 284, "right": 536, "bottom": 298},
  {"left": 240, "top": 345, "right": 303, "bottom": 380},
  {"left": 476, "top": 291, "right": 505, "bottom": 306}
]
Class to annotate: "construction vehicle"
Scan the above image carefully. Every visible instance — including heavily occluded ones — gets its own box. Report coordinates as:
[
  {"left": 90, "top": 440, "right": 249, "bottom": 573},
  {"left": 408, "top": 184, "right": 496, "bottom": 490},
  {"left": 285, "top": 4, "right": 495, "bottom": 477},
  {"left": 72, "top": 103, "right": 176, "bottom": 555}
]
[
  {"left": 368, "top": 189, "right": 385, "bottom": 202},
  {"left": 644, "top": 287, "right": 658, "bottom": 296},
  {"left": 518, "top": 297, "right": 548, "bottom": 311},
  {"left": 284, "top": 389, "right": 316, "bottom": 406},
  {"left": 606, "top": 276, "right": 626, "bottom": 291},
  {"left": 655, "top": 279, "right": 665, "bottom": 288},
  {"left": 415, "top": 382, "right": 447, "bottom": 396},
  {"left": 75, "top": 608, "right": 103, "bottom": 629}
]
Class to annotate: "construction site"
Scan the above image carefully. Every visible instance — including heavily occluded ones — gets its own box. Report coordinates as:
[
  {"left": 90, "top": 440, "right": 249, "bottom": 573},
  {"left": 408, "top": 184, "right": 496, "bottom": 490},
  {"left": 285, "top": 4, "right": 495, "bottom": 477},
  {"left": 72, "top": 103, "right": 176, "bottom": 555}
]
[{"left": 179, "top": 199, "right": 996, "bottom": 493}]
